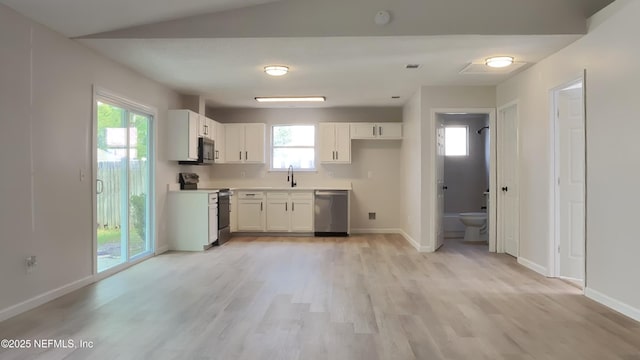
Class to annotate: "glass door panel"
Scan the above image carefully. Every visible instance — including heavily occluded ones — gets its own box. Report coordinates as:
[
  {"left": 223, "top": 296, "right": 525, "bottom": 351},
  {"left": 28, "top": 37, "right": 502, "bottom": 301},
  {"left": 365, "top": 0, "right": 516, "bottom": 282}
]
[
  {"left": 96, "top": 101, "right": 128, "bottom": 272},
  {"left": 128, "top": 112, "right": 151, "bottom": 258}
]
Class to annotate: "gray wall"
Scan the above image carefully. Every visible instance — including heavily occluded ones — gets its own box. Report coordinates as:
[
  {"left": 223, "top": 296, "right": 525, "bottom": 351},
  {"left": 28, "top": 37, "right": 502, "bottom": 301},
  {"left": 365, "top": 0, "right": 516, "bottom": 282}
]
[
  {"left": 205, "top": 107, "right": 403, "bottom": 231},
  {"left": 0, "top": 4, "right": 180, "bottom": 318},
  {"left": 442, "top": 114, "right": 489, "bottom": 213}
]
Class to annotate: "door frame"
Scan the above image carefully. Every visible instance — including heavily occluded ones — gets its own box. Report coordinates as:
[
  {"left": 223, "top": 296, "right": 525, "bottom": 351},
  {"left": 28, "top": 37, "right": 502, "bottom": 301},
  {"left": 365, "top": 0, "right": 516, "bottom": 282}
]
[
  {"left": 496, "top": 100, "right": 520, "bottom": 255},
  {"left": 430, "top": 108, "right": 497, "bottom": 252},
  {"left": 549, "top": 74, "right": 587, "bottom": 285},
  {"left": 92, "top": 85, "right": 157, "bottom": 277}
]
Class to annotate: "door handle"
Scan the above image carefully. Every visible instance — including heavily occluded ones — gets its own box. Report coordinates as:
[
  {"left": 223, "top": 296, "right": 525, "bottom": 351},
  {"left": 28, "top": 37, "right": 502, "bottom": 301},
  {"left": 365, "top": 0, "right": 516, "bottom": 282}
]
[
  {"left": 442, "top": 186, "right": 448, "bottom": 190},
  {"left": 502, "top": 186, "right": 509, "bottom": 192},
  {"left": 96, "top": 179, "right": 104, "bottom": 194}
]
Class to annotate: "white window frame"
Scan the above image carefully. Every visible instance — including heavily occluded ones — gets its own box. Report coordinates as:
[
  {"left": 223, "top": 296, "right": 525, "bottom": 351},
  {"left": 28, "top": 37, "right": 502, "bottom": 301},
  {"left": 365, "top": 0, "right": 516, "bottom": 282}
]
[
  {"left": 270, "top": 124, "right": 317, "bottom": 172},
  {"left": 444, "top": 125, "right": 469, "bottom": 156}
]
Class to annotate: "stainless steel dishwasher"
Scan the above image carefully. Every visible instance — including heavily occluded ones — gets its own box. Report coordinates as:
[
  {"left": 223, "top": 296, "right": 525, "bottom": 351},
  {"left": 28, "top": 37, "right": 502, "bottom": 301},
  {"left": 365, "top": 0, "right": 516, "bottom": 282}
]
[{"left": 314, "top": 190, "right": 349, "bottom": 236}]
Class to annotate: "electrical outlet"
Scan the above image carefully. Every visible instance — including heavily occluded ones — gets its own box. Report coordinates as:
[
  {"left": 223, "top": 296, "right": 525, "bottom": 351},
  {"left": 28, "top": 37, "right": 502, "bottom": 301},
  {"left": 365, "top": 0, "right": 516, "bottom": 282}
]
[
  {"left": 368, "top": 212, "right": 376, "bottom": 220},
  {"left": 25, "top": 256, "right": 37, "bottom": 274},
  {"left": 79, "top": 169, "right": 86, "bottom": 182}
]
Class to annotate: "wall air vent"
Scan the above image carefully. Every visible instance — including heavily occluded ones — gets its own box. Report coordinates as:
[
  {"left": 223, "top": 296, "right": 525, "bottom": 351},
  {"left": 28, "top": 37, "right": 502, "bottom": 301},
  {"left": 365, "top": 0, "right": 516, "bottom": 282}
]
[{"left": 459, "top": 62, "right": 526, "bottom": 75}]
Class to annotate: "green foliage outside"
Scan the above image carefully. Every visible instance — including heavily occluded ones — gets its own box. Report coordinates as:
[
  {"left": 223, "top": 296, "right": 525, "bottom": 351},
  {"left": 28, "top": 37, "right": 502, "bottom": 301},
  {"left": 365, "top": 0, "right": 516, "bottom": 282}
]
[
  {"left": 129, "top": 193, "right": 147, "bottom": 241},
  {"left": 97, "top": 102, "right": 148, "bottom": 158},
  {"left": 273, "top": 126, "right": 293, "bottom": 146}
]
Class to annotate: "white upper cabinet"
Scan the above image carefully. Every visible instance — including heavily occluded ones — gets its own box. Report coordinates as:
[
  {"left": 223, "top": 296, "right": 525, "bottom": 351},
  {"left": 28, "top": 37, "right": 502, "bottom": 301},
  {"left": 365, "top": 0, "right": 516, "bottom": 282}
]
[
  {"left": 167, "top": 109, "right": 200, "bottom": 161},
  {"left": 350, "top": 123, "right": 402, "bottom": 140},
  {"left": 212, "top": 120, "right": 225, "bottom": 163},
  {"left": 224, "top": 123, "right": 266, "bottom": 164},
  {"left": 319, "top": 123, "right": 351, "bottom": 164}
]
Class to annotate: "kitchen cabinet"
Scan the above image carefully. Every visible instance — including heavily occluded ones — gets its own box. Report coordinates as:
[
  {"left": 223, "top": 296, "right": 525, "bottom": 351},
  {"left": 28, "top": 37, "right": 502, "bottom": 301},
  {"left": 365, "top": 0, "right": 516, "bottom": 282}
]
[
  {"left": 265, "top": 191, "right": 314, "bottom": 233},
  {"left": 167, "top": 109, "right": 199, "bottom": 161},
  {"left": 198, "top": 115, "right": 214, "bottom": 139},
  {"left": 237, "top": 191, "right": 265, "bottom": 231},
  {"left": 224, "top": 123, "right": 266, "bottom": 163},
  {"left": 350, "top": 123, "right": 402, "bottom": 140},
  {"left": 168, "top": 192, "right": 218, "bottom": 251},
  {"left": 319, "top": 123, "right": 351, "bottom": 164},
  {"left": 212, "top": 120, "right": 225, "bottom": 163}
]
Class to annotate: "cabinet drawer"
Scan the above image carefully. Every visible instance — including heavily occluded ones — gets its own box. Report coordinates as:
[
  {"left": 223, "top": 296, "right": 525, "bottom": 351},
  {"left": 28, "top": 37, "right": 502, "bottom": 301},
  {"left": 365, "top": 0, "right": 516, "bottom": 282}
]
[
  {"left": 267, "top": 191, "right": 289, "bottom": 199},
  {"left": 237, "top": 191, "right": 265, "bottom": 199},
  {"left": 290, "top": 192, "right": 313, "bottom": 200}
]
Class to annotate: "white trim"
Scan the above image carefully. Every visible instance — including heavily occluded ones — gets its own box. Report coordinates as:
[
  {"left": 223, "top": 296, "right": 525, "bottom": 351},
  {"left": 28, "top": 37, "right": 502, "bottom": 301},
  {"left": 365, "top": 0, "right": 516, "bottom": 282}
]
[
  {"left": 431, "top": 108, "right": 497, "bottom": 253},
  {"left": 517, "top": 257, "right": 548, "bottom": 276},
  {"left": 155, "top": 244, "right": 170, "bottom": 255},
  {"left": 350, "top": 228, "right": 404, "bottom": 234},
  {"left": 496, "top": 100, "right": 520, "bottom": 256},
  {"left": 0, "top": 276, "right": 94, "bottom": 323},
  {"left": 399, "top": 229, "right": 432, "bottom": 252},
  {"left": 585, "top": 287, "right": 640, "bottom": 322}
]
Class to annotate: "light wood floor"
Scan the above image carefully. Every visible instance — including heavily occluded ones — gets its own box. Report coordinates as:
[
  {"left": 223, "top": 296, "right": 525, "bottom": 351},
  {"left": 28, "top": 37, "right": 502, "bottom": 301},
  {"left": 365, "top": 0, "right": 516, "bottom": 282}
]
[{"left": 1, "top": 235, "right": 639, "bottom": 359}]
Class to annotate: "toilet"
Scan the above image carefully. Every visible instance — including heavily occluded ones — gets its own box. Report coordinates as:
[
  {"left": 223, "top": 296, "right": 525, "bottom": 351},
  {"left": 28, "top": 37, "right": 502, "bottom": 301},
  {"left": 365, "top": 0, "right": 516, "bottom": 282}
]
[{"left": 459, "top": 212, "right": 487, "bottom": 242}]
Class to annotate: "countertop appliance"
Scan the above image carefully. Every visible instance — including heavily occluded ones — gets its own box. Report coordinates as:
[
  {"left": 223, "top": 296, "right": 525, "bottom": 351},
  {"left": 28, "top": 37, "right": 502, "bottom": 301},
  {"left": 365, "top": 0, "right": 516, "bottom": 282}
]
[
  {"left": 179, "top": 137, "right": 215, "bottom": 165},
  {"left": 314, "top": 190, "right": 348, "bottom": 236},
  {"left": 179, "top": 172, "right": 199, "bottom": 190}
]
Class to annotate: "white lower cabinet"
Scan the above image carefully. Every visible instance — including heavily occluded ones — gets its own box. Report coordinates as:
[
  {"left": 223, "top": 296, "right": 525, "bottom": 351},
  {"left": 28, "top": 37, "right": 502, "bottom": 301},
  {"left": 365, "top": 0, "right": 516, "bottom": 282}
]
[
  {"left": 265, "top": 191, "right": 314, "bottom": 233},
  {"left": 237, "top": 191, "right": 265, "bottom": 231},
  {"left": 168, "top": 192, "right": 218, "bottom": 251}
]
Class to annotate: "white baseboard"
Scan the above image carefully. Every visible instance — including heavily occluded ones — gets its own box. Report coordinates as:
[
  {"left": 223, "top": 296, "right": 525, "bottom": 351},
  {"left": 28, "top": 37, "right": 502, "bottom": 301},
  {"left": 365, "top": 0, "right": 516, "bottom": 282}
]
[
  {"left": 398, "top": 229, "right": 432, "bottom": 252},
  {"left": 0, "top": 275, "right": 94, "bottom": 323},
  {"left": 350, "top": 228, "right": 403, "bottom": 234},
  {"left": 155, "top": 244, "right": 170, "bottom": 255},
  {"left": 585, "top": 287, "right": 640, "bottom": 322},
  {"left": 517, "top": 257, "right": 547, "bottom": 276}
]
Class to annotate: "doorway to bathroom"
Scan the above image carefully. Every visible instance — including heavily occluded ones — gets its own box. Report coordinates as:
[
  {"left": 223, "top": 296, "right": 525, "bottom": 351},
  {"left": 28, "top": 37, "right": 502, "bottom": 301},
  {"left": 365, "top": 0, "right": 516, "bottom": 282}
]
[{"left": 434, "top": 109, "right": 496, "bottom": 252}]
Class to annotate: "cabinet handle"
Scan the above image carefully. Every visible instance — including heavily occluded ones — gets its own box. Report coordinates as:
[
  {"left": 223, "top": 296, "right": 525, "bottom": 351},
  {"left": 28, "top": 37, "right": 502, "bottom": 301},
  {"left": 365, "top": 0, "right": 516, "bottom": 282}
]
[
  {"left": 260, "top": 201, "right": 263, "bottom": 211},
  {"left": 373, "top": 126, "right": 376, "bottom": 136},
  {"left": 285, "top": 202, "right": 288, "bottom": 211},
  {"left": 215, "top": 150, "right": 219, "bottom": 159},
  {"left": 245, "top": 151, "right": 248, "bottom": 160},
  {"left": 336, "top": 151, "right": 338, "bottom": 160},
  {"left": 379, "top": 126, "right": 383, "bottom": 136},
  {"left": 239, "top": 151, "right": 242, "bottom": 160},
  {"left": 204, "top": 125, "right": 209, "bottom": 135},
  {"left": 292, "top": 202, "right": 295, "bottom": 211}
]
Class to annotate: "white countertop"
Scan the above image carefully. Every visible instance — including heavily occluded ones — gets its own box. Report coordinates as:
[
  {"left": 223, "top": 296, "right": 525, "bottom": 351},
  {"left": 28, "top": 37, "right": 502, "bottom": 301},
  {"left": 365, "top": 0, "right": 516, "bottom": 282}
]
[{"left": 167, "top": 182, "right": 352, "bottom": 192}]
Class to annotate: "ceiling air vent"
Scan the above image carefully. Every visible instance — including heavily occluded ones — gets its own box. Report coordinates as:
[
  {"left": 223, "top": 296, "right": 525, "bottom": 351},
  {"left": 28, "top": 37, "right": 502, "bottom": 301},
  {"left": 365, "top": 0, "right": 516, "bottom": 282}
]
[
  {"left": 406, "top": 64, "right": 421, "bottom": 69},
  {"left": 459, "top": 62, "right": 526, "bottom": 75}
]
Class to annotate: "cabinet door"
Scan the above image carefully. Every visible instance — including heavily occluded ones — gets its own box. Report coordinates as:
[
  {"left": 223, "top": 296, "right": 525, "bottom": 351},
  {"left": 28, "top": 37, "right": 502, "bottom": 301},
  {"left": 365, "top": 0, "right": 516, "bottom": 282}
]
[
  {"left": 377, "top": 123, "right": 402, "bottom": 139},
  {"left": 244, "top": 123, "right": 266, "bottom": 163},
  {"left": 224, "top": 124, "right": 245, "bottom": 163},
  {"left": 291, "top": 198, "right": 313, "bottom": 232},
  {"left": 204, "top": 117, "right": 214, "bottom": 140},
  {"left": 237, "top": 199, "right": 264, "bottom": 231},
  {"left": 334, "top": 123, "right": 351, "bottom": 163},
  {"left": 350, "top": 123, "right": 377, "bottom": 139},
  {"left": 212, "top": 120, "right": 225, "bottom": 163},
  {"left": 266, "top": 198, "right": 290, "bottom": 231},
  {"left": 318, "top": 123, "right": 336, "bottom": 163},
  {"left": 197, "top": 114, "right": 208, "bottom": 137},
  {"left": 187, "top": 111, "right": 200, "bottom": 160}
]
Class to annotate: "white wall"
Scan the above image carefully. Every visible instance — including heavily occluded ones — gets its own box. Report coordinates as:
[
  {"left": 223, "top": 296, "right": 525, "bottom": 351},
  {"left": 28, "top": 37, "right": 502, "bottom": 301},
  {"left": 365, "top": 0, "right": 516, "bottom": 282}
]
[
  {"left": 0, "top": 4, "right": 181, "bottom": 317},
  {"left": 400, "top": 90, "right": 423, "bottom": 249},
  {"left": 205, "top": 107, "right": 403, "bottom": 231},
  {"left": 442, "top": 114, "right": 489, "bottom": 213},
  {"left": 419, "top": 87, "right": 496, "bottom": 249},
  {"left": 496, "top": 0, "right": 640, "bottom": 319}
]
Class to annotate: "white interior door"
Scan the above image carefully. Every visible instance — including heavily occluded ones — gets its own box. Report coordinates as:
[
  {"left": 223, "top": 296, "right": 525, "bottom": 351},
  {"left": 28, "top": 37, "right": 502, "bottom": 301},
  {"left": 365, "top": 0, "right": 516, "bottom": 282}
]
[
  {"left": 498, "top": 103, "right": 519, "bottom": 257},
  {"left": 558, "top": 85, "right": 585, "bottom": 282},
  {"left": 435, "top": 115, "right": 446, "bottom": 251}
]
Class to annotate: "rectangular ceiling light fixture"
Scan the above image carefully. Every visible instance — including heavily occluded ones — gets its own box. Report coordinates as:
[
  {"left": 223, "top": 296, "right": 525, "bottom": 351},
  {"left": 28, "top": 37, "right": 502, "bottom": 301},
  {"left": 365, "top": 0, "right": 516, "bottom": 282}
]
[{"left": 255, "top": 96, "right": 326, "bottom": 103}]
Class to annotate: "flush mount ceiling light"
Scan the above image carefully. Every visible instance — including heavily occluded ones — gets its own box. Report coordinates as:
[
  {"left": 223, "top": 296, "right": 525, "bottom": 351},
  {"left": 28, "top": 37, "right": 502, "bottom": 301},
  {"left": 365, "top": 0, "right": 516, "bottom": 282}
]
[
  {"left": 264, "top": 65, "right": 289, "bottom": 76},
  {"left": 255, "top": 96, "right": 326, "bottom": 103},
  {"left": 485, "top": 56, "right": 514, "bottom": 68}
]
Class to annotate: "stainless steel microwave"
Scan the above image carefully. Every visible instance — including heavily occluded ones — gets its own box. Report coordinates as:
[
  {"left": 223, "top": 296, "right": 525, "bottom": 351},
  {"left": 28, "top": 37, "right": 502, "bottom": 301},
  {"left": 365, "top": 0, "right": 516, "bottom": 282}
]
[{"left": 179, "top": 137, "right": 215, "bottom": 165}]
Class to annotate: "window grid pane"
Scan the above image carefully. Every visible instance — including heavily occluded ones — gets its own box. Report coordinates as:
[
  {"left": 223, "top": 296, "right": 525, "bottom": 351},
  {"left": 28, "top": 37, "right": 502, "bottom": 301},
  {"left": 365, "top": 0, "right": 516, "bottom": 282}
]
[
  {"left": 271, "top": 125, "right": 316, "bottom": 170},
  {"left": 445, "top": 127, "right": 468, "bottom": 156}
]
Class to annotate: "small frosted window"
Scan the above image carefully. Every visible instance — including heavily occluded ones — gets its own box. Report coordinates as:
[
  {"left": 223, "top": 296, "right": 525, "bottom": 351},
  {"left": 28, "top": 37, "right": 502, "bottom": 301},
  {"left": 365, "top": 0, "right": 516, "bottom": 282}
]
[{"left": 445, "top": 126, "right": 468, "bottom": 156}]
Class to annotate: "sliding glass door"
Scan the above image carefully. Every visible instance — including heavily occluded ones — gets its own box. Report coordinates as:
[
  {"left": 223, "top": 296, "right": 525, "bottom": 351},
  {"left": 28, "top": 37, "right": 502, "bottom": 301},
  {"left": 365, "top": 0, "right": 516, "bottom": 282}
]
[{"left": 95, "top": 92, "right": 153, "bottom": 273}]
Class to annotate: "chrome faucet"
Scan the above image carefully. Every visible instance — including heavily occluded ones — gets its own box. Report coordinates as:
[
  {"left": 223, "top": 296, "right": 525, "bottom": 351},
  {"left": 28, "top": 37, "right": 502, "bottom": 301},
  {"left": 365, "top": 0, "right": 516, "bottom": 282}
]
[{"left": 287, "top": 165, "right": 297, "bottom": 188}]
